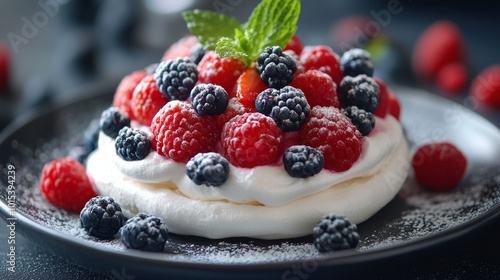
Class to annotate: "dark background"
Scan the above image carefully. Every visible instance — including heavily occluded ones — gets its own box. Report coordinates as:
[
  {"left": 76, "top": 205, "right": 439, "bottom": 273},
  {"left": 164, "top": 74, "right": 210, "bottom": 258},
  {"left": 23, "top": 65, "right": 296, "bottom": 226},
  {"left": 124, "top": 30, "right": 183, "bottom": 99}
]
[{"left": 0, "top": 0, "right": 499, "bottom": 279}]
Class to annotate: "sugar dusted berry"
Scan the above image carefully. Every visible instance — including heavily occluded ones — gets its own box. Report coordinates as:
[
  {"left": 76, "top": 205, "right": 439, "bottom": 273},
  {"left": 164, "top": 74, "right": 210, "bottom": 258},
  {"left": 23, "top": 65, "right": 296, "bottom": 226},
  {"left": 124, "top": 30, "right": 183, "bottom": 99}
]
[
  {"left": 256, "top": 46, "right": 297, "bottom": 89},
  {"left": 80, "top": 196, "right": 125, "bottom": 239},
  {"left": 115, "top": 127, "right": 151, "bottom": 161},
  {"left": 290, "top": 69, "right": 340, "bottom": 108},
  {"left": 340, "top": 48, "right": 374, "bottom": 77},
  {"left": 120, "top": 213, "right": 169, "bottom": 252},
  {"left": 269, "top": 86, "right": 310, "bottom": 132},
  {"left": 284, "top": 34, "right": 304, "bottom": 56},
  {"left": 255, "top": 88, "right": 279, "bottom": 116},
  {"left": 190, "top": 83, "right": 229, "bottom": 116},
  {"left": 300, "top": 45, "right": 343, "bottom": 86},
  {"left": 313, "top": 214, "right": 360, "bottom": 252},
  {"left": 162, "top": 34, "right": 199, "bottom": 61},
  {"left": 100, "top": 107, "right": 130, "bottom": 139},
  {"left": 216, "top": 97, "right": 251, "bottom": 130},
  {"left": 339, "top": 74, "right": 379, "bottom": 113},
  {"left": 233, "top": 68, "right": 268, "bottom": 110},
  {"left": 131, "top": 75, "right": 168, "bottom": 126},
  {"left": 155, "top": 58, "right": 198, "bottom": 101},
  {"left": 186, "top": 152, "right": 230, "bottom": 187},
  {"left": 113, "top": 70, "right": 147, "bottom": 118},
  {"left": 283, "top": 145, "right": 324, "bottom": 178},
  {"left": 343, "top": 106, "right": 375, "bottom": 136},
  {"left": 198, "top": 51, "right": 247, "bottom": 93}
]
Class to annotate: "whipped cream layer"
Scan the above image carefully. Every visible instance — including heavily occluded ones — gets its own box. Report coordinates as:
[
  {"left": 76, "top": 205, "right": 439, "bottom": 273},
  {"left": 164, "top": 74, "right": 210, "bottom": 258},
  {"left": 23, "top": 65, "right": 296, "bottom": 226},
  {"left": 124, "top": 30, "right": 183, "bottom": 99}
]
[{"left": 86, "top": 115, "right": 410, "bottom": 239}]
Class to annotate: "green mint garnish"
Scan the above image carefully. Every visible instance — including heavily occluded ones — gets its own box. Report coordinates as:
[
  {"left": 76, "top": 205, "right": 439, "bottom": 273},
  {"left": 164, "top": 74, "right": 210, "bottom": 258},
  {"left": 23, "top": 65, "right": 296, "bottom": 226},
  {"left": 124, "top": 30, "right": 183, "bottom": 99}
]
[{"left": 182, "top": 0, "right": 300, "bottom": 67}]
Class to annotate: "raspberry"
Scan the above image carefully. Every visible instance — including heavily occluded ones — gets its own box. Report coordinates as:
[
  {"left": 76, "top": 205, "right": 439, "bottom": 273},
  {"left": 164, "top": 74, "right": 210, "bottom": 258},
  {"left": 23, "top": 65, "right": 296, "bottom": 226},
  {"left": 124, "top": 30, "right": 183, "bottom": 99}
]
[
  {"left": 233, "top": 68, "right": 268, "bottom": 110},
  {"left": 283, "top": 145, "right": 324, "bottom": 178},
  {"left": 312, "top": 214, "right": 360, "bottom": 252},
  {"left": 131, "top": 75, "right": 169, "bottom": 126},
  {"left": 268, "top": 86, "right": 311, "bottom": 132},
  {"left": 191, "top": 83, "right": 229, "bottom": 116},
  {"left": 373, "top": 78, "right": 390, "bottom": 118},
  {"left": 412, "top": 21, "right": 466, "bottom": 82},
  {"left": 215, "top": 97, "right": 251, "bottom": 130},
  {"left": 40, "top": 158, "right": 98, "bottom": 212},
  {"left": 343, "top": 106, "right": 375, "bottom": 136},
  {"left": 470, "top": 65, "right": 500, "bottom": 109},
  {"left": 339, "top": 74, "right": 379, "bottom": 113},
  {"left": 412, "top": 142, "right": 467, "bottom": 191},
  {"left": 0, "top": 43, "right": 9, "bottom": 92},
  {"left": 300, "top": 106, "right": 363, "bottom": 172},
  {"left": 99, "top": 107, "right": 130, "bottom": 139},
  {"left": 155, "top": 58, "right": 198, "bottom": 101},
  {"left": 284, "top": 34, "right": 304, "bottom": 56},
  {"left": 340, "top": 48, "right": 374, "bottom": 78},
  {"left": 300, "top": 45, "right": 343, "bottom": 86},
  {"left": 221, "top": 112, "right": 285, "bottom": 168},
  {"left": 112, "top": 70, "right": 147, "bottom": 118},
  {"left": 121, "top": 213, "right": 169, "bottom": 252},
  {"left": 115, "top": 127, "right": 151, "bottom": 161},
  {"left": 186, "top": 152, "right": 230, "bottom": 187},
  {"left": 198, "top": 51, "right": 247, "bottom": 93},
  {"left": 290, "top": 70, "right": 340, "bottom": 108},
  {"left": 387, "top": 90, "right": 401, "bottom": 120},
  {"left": 151, "top": 101, "right": 218, "bottom": 163},
  {"left": 436, "top": 62, "right": 468, "bottom": 94},
  {"left": 80, "top": 196, "right": 125, "bottom": 239},
  {"left": 256, "top": 46, "right": 297, "bottom": 89},
  {"left": 162, "top": 34, "right": 199, "bottom": 61}
]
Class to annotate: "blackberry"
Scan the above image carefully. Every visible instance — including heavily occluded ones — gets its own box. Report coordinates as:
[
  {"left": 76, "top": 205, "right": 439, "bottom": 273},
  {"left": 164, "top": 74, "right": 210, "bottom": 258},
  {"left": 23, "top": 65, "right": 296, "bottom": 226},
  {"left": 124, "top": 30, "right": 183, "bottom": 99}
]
[
  {"left": 340, "top": 48, "right": 374, "bottom": 77},
  {"left": 270, "top": 86, "right": 310, "bottom": 132},
  {"left": 155, "top": 58, "right": 198, "bottom": 101},
  {"left": 255, "top": 88, "right": 279, "bottom": 116},
  {"left": 283, "top": 145, "right": 324, "bottom": 178},
  {"left": 312, "top": 214, "right": 360, "bottom": 252},
  {"left": 190, "top": 43, "right": 207, "bottom": 65},
  {"left": 100, "top": 107, "right": 130, "bottom": 139},
  {"left": 120, "top": 213, "right": 169, "bottom": 252},
  {"left": 339, "top": 74, "right": 379, "bottom": 113},
  {"left": 256, "top": 46, "right": 297, "bottom": 89},
  {"left": 69, "top": 119, "right": 100, "bottom": 164},
  {"left": 80, "top": 196, "right": 125, "bottom": 239},
  {"left": 115, "top": 127, "right": 151, "bottom": 161},
  {"left": 190, "top": 83, "right": 229, "bottom": 116},
  {"left": 343, "top": 106, "right": 375, "bottom": 136},
  {"left": 186, "top": 152, "right": 230, "bottom": 187}
]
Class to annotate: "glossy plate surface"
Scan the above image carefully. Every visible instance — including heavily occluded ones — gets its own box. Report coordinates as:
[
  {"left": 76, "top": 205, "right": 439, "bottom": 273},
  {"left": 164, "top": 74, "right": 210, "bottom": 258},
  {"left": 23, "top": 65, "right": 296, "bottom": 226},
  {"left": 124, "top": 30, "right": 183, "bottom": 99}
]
[{"left": 1, "top": 87, "right": 499, "bottom": 279}]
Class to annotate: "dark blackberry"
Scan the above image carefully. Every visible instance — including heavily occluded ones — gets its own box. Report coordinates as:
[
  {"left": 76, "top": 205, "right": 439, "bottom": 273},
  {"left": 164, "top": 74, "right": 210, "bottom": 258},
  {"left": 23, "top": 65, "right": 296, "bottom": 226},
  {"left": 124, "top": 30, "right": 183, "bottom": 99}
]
[
  {"left": 120, "top": 213, "right": 169, "bottom": 252},
  {"left": 343, "top": 106, "right": 376, "bottom": 136},
  {"left": 155, "top": 58, "right": 198, "bottom": 101},
  {"left": 190, "top": 43, "right": 207, "bottom": 65},
  {"left": 339, "top": 74, "right": 379, "bottom": 113},
  {"left": 312, "top": 214, "right": 360, "bottom": 252},
  {"left": 100, "top": 107, "right": 130, "bottom": 139},
  {"left": 190, "top": 83, "right": 229, "bottom": 116},
  {"left": 283, "top": 145, "right": 324, "bottom": 178},
  {"left": 69, "top": 119, "right": 100, "bottom": 164},
  {"left": 269, "top": 86, "right": 310, "bottom": 132},
  {"left": 186, "top": 152, "right": 230, "bottom": 187},
  {"left": 255, "top": 88, "right": 279, "bottom": 116},
  {"left": 115, "top": 127, "right": 151, "bottom": 161},
  {"left": 340, "top": 48, "right": 374, "bottom": 77},
  {"left": 80, "top": 196, "right": 125, "bottom": 239},
  {"left": 256, "top": 46, "right": 297, "bottom": 89}
]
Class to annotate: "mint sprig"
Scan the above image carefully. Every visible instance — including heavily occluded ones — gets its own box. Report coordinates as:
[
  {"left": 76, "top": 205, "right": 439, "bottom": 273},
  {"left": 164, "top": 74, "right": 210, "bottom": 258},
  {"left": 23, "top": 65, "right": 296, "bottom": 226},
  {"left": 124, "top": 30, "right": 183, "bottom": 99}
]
[{"left": 182, "top": 0, "right": 300, "bottom": 67}]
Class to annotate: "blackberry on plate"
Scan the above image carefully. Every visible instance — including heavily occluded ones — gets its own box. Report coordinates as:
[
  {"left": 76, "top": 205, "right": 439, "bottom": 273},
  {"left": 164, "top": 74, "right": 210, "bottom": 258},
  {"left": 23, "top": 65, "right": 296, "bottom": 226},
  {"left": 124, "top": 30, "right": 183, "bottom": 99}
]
[
  {"left": 340, "top": 48, "right": 374, "bottom": 77},
  {"left": 115, "top": 127, "right": 151, "bottom": 161},
  {"left": 100, "top": 107, "right": 130, "bottom": 139},
  {"left": 155, "top": 58, "right": 198, "bottom": 101},
  {"left": 190, "top": 83, "right": 229, "bottom": 116},
  {"left": 256, "top": 46, "right": 297, "bottom": 89},
  {"left": 339, "top": 74, "right": 379, "bottom": 113},
  {"left": 312, "top": 213, "right": 360, "bottom": 252},
  {"left": 190, "top": 43, "right": 207, "bottom": 65},
  {"left": 186, "top": 152, "right": 230, "bottom": 187},
  {"left": 343, "top": 106, "right": 375, "bottom": 136},
  {"left": 283, "top": 145, "right": 324, "bottom": 178},
  {"left": 269, "top": 86, "right": 310, "bottom": 132},
  {"left": 255, "top": 88, "right": 279, "bottom": 116},
  {"left": 80, "top": 196, "right": 125, "bottom": 239},
  {"left": 120, "top": 213, "right": 169, "bottom": 252}
]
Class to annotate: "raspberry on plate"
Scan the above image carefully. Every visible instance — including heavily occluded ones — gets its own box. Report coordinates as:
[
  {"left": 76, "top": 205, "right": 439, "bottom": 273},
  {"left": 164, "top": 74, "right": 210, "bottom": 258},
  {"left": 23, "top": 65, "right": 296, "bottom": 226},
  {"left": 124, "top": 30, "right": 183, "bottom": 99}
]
[
  {"left": 412, "top": 142, "right": 467, "bottom": 191},
  {"left": 221, "top": 112, "right": 285, "bottom": 168},
  {"left": 300, "top": 45, "right": 344, "bottom": 86},
  {"left": 131, "top": 75, "right": 169, "bottom": 126},
  {"left": 112, "top": 70, "right": 147, "bottom": 118},
  {"left": 470, "top": 65, "right": 500, "bottom": 109},
  {"left": 151, "top": 101, "right": 218, "bottom": 163},
  {"left": 198, "top": 51, "right": 247, "bottom": 93},
  {"left": 300, "top": 106, "right": 363, "bottom": 172},
  {"left": 290, "top": 69, "right": 340, "bottom": 108},
  {"left": 40, "top": 158, "right": 98, "bottom": 212},
  {"left": 233, "top": 68, "right": 269, "bottom": 110}
]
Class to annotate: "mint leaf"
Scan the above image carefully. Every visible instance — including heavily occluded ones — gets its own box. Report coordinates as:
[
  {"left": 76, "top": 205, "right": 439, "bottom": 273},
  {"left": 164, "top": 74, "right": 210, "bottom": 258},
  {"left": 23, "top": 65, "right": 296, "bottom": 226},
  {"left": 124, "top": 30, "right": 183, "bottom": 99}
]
[
  {"left": 216, "top": 37, "right": 251, "bottom": 65},
  {"left": 182, "top": 10, "right": 242, "bottom": 50}
]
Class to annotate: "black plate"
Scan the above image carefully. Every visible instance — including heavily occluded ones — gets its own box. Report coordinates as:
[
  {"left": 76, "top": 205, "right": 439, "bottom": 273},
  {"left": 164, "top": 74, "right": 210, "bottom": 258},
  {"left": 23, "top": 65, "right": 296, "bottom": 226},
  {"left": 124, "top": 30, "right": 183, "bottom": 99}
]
[{"left": 0, "top": 87, "right": 499, "bottom": 279}]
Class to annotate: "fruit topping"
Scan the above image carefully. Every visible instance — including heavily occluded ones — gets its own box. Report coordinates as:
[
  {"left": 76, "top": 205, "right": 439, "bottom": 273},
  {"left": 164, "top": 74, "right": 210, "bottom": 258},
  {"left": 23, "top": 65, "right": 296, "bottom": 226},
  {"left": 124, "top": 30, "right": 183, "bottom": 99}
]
[
  {"left": 190, "top": 83, "right": 229, "bottom": 116},
  {"left": 120, "top": 213, "right": 169, "bottom": 252},
  {"left": 340, "top": 48, "right": 374, "bottom": 78},
  {"left": 186, "top": 152, "right": 230, "bottom": 187},
  {"left": 162, "top": 34, "right": 199, "bottom": 61},
  {"left": 256, "top": 46, "right": 297, "bottom": 89},
  {"left": 313, "top": 214, "right": 360, "bottom": 252},
  {"left": 300, "top": 45, "right": 343, "bottom": 86},
  {"left": 255, "top": 88, "right": 279, "bottom": 116},
  {"left": 339, "top": 74, "right": 379, "bottom": 113},
  {"left": 130, "top": 75, "right": 168, "bottom": 126},
  {"left": 233, "top": 68, "right": 268, "bottom": 110},
  {"left": 283, "top": 145, "right": 324, "bottom": 178},
  {"left": 115, "top": 127, "right": 151, "bottom": 161},
  {"left": 387, "top": 89, "right": 401, "bottom": 120},
  {"left": 343, "top": 106, "right": 375, "bottom": 136},
  {"left": 154, "top": 58, "right": 198, "bottom": 101},
  {"left": 100, "top": 107, "right": 130, "bottom": 139},
  {"left": 112, "top": 70, "right": 147, "bottom": 118},
  {"left": 290, "top": 69, "right": 340, "bottom": 108},
  {"left": 80, "top": 196, "right": 125, "bottom": 239},
  {"left": 284, "top": 34, "right": 304, "bottom": 56},
  {"left": 373, "top": 77, "right": 389, "bottom": 118}
]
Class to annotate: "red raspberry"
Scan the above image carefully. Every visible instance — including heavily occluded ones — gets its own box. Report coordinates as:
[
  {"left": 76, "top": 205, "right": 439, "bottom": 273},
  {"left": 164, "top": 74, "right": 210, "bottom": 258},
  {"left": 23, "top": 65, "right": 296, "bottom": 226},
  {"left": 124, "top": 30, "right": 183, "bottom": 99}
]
[
  {"left": 162, "top": 34, "right": 199, "bottom": 61},
  {"left": 216, "top": 97, "right": 252, "bottom": 130},
  {"left": 113, "top": 70, "right": 147, "bottom": 118},
  {"left": 131, "top": 75, "right": 168, "bottom": 126},
  {"left": 40, "top": 158, "right": 98, "bottom": 212},
  {"left": 198, "top": 51, "right": 247, "bottom": 93},
  {"left": 300, "top": 106, "right": 363, "bottom": 172},
  {"left": 0, "top": 43, "right": 9, "bottom": 92},
  {"left": 373, "top": 78, "right": 390, "bottom": 118},
  {"left": 300, "top": 45, "right": 344, "bottom": 86},
  {"left": 232, "top": 68, "right": 268, "bottom": 110},
  {"left": 221, "top": 112, "right": 285, "bottom": 168},
  {"left": 412, "top": 21, "right": 466, "bottom": 82},
  {"left": 412, "top": 142, "right": 467, "bottom": 191},
  {"left": 151, "top": 101, "right": 218, "bottom": 163},
  {"left": 284, "top": 34, "right": 304, "bottom": 56},
  {"left": 290, "top": 70, "right": 340, "bottom": 108},
  {"left": 436, "top": 62, "right": 468, "bottom": 94},
  {"left": 387, "top": 90, "right": 401, "bottom": 120},
  {"left": 470, "top": 65, "right": 500, "bottom": 109}
]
